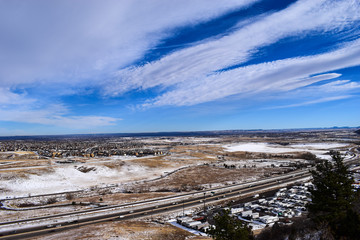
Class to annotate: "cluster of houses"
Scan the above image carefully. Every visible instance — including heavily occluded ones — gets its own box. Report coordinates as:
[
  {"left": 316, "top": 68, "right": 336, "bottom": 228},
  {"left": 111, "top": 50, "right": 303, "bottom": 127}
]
[
  {"left": 176, "top": 215, "right": 211, "bottom": 233},
  {"left": 0, "top": 139, "right": 166, "bottom": 159},
  {"left": 46, "top": 148, "right": 164, "bottom": 159},
  {"left": 176, "top": 182, "right": 312, "bottom": 234}
]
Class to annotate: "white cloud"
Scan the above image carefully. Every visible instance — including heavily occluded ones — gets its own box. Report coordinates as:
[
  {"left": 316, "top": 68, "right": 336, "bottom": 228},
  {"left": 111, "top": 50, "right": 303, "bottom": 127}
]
[
  {"left": 268, "top": 95, "right": 353, "bottom": 109},
  {"left": 0, "top": 89, "right": 114, "bottom": 130},
  {"left": 106, "top": 0, "right": 360, "bottom": 106},
  {"left": 0, "top": 0, "right": 266, "bottom": 130},
  {"left": 0, "top": 104, "right": 120, "bottom": 129},
  {"left": 143, "top": 40, "right": 360, "bottom": 106},
  {"left": 308, "top": 80, "right": 360, "bottom": 92},
  {"left": 0, "top": 0, "right": 258, "bottom": 88},
  {"left": 0, "top": 88, "right": 34, "bottom": 105}
]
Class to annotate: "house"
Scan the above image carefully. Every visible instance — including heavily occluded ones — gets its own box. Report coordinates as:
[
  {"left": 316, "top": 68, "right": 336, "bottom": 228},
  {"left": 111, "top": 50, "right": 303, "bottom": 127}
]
[
  {"left": 186, "top": 221, "right": 202, "bottom": 229},
  {"left": 231, "top": 207, "right": 243, "bottom": 214},
  {"left": 249, "top": 204, "right": 259, "bottom": 209},
  {"left": 177, "top": 216, "right": 192, "bottom": 224},
  {"left": 241, "top": 210, "right": 253, "bottom": 218},
  {"left": 259, "top": 215, "right": 279, "bottom": 224}
]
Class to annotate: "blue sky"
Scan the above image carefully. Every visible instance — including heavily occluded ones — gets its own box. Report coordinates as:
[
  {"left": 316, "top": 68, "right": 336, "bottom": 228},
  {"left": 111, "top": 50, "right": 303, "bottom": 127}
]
[{"left": 0, "top": 0, "right": 359, "bottom": 136}]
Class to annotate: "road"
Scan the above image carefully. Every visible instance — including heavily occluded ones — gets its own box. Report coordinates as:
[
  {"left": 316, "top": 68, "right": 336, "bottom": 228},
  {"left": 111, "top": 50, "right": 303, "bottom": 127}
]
[{"left": 0, "top": 169, "right": 311, "bottom": 239}]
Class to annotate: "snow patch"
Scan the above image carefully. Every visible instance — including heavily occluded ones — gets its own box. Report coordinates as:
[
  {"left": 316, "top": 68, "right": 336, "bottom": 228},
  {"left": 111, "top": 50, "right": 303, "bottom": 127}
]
[
  {"left": 0, "top": 163, "right": 173, "bottom": 198},
  {"left": 223, "top": 142, "right": 348, "bottom": 160}
]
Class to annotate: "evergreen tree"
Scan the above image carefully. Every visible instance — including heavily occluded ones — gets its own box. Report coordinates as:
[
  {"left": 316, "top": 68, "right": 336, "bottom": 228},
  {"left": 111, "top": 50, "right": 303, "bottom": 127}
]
[
  {"left": 207, "top": 209, "right": 254, "bottom": 240},
  {"left": 308, "top": 151, "right": 360, "bottom": 238}
]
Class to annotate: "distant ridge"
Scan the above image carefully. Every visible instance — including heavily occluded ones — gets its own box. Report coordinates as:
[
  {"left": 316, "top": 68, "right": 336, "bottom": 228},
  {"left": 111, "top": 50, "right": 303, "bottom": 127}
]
[{"left": 0, "top": 127, "right": 358, "bottom": 140}]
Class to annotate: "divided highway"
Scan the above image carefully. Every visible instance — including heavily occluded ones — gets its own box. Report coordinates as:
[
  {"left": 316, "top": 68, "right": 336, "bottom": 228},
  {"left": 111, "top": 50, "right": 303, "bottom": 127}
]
[{"left": 0, "top": 169, "right": 311, "bottom": 239}]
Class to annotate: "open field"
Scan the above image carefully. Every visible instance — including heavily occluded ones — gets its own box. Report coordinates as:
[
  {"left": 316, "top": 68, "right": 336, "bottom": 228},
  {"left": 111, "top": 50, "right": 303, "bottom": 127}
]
[{"left": 0, "top": 129, "right": 358, "bottom": 238}]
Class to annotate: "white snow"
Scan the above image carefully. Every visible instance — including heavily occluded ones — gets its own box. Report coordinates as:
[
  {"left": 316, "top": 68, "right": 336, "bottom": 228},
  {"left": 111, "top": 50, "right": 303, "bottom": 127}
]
[
  {"left": 224, "top": 143, "right": 293, "bottom": 153},
  {"left": 224, "top": 142, "right": 348, "bottom": 153},
  {"left": 223, "top": 142, "right": 349, "bottom": 160},
  {"left": 0, "top": 163, "right": 177, "bottom": 198},
  {"left": 290, "top": 143, "right": 348, "bottom": 150}
]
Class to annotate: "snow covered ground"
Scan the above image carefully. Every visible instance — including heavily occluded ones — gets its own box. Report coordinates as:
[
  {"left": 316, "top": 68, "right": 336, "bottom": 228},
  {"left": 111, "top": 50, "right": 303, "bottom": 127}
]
[
  {"left": 0, "top": 160, "right": 178, "bottom": 198},
  {"left": 0, "top": 141, "right": 351, "bottom": 199},
  {"left": 223, "top": 142, "right": 349, "bottom": 160}
]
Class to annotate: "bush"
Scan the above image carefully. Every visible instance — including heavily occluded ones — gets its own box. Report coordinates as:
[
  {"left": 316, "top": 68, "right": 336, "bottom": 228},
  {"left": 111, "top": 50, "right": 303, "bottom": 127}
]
[
  {"left": 47, "top": 197, "right": 57, "bottom": 204},
  {"left": 65, "top": 193, "right": 74, "bottom": 200},
  {"left": 299, "top": 152, "right": 317, "bottom": 161}
]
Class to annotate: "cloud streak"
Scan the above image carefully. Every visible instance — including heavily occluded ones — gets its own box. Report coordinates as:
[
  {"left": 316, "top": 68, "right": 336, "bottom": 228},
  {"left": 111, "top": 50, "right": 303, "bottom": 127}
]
[
  {"left": 142, "top": 39, "right": 360, "bottom": 106},
  {"left": 0, "top": 107, "right": 119, "bottom": 129},
  {"left": 0, "top": 0, "right": 258, "bottom": 88},
  {"left": 107, "top": 0, "right": 360, "bottom": 104},
  {"left": 267, "top": 95, "right": 353, "bottom": 109}
]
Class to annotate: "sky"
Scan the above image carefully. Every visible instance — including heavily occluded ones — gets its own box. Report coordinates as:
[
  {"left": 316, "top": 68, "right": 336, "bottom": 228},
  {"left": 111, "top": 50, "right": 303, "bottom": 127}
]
[{"left": 0, "top": 0, "right": 359, "bottom": 136}]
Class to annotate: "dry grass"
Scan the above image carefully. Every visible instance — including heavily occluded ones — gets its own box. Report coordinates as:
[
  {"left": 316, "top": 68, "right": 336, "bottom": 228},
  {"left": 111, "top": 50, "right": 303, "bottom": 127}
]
[
  {"left": 170, "top": 145, "right": 223, "bottom": 159},
  {"left": 14, "top": 151, "right": 37, "bottom": 155},
  {"left": 0, "top": 158, "right": 51, "bottom": 170},
  {"left": 129, "top": 155, "right": 179, "bottom": 168},
  {"left": 0, "top": 166, "right": 55, "bottom": 176},
  {"left": 135, "top": 165, "right": 282, "bottom": 192},
  {"left": 103, "top": 160, "right": 125, "bottom": 169},
  {"left": 29, "top": 220, "right": 207, "bottom": 240}
]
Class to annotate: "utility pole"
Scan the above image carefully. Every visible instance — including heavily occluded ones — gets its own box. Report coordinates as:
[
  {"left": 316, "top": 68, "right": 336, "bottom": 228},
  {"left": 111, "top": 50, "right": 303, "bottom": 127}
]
[
  {"left": 182, "top": 200, "right": 184, "bottom": 217},
  {"left": 203, "top": 192, "right": 206, "bottom": 213}
]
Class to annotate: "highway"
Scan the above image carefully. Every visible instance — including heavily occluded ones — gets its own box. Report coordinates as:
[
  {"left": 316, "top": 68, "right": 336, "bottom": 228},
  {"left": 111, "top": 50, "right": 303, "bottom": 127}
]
[{"left": 0, "top": 169, "right": 311, "bottom": 239}]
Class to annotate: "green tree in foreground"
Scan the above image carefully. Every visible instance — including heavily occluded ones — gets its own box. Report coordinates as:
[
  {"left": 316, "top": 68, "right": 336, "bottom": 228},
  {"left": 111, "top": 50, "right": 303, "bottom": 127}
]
[
  {"left": 207, "top": 209, "right": 254, "bottom": 240},
  {"left": 308, "top": 151, "right": 360, "bottom": 239}
]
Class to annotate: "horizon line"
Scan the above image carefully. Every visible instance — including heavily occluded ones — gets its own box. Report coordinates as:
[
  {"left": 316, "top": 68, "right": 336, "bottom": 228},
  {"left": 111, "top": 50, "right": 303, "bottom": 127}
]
[{"left": 0, "top": 126, "right": 358, "bottom": 139}]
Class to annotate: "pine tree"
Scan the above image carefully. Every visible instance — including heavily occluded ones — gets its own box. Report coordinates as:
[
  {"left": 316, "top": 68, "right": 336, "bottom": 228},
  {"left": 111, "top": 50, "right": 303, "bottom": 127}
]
[
  {"left": 308, "top": 151, "right": 360, "bottom": 238},
  {"left": 207, "top": 209, "right": 254, "bottom": 240}
]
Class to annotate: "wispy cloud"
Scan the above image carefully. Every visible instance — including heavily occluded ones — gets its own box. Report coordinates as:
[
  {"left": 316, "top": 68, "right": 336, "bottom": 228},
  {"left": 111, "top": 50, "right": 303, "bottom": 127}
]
[
  {"left": 267, "top": 95, "right": 353, "bottom": 109},
  {"left": 0, "top": 88, "right": 34, "bottom": 105},
  {"left": 0, "top": 0, "right": 258, "bottom": 88},
  {"left": 307, "top": 80, "right": 360, "bottom": 93},
  {"left": 0, "top": 0, "right": 264, "bottom": 131},
  {"left": 106, "top": 0, "right": 360, "bottom": 103},
  {"left": 0, "top": 104, "right": 120, "bottom": 129},
  {"left": 141, "top": 40, "right": 360, "bottom": 107}
]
